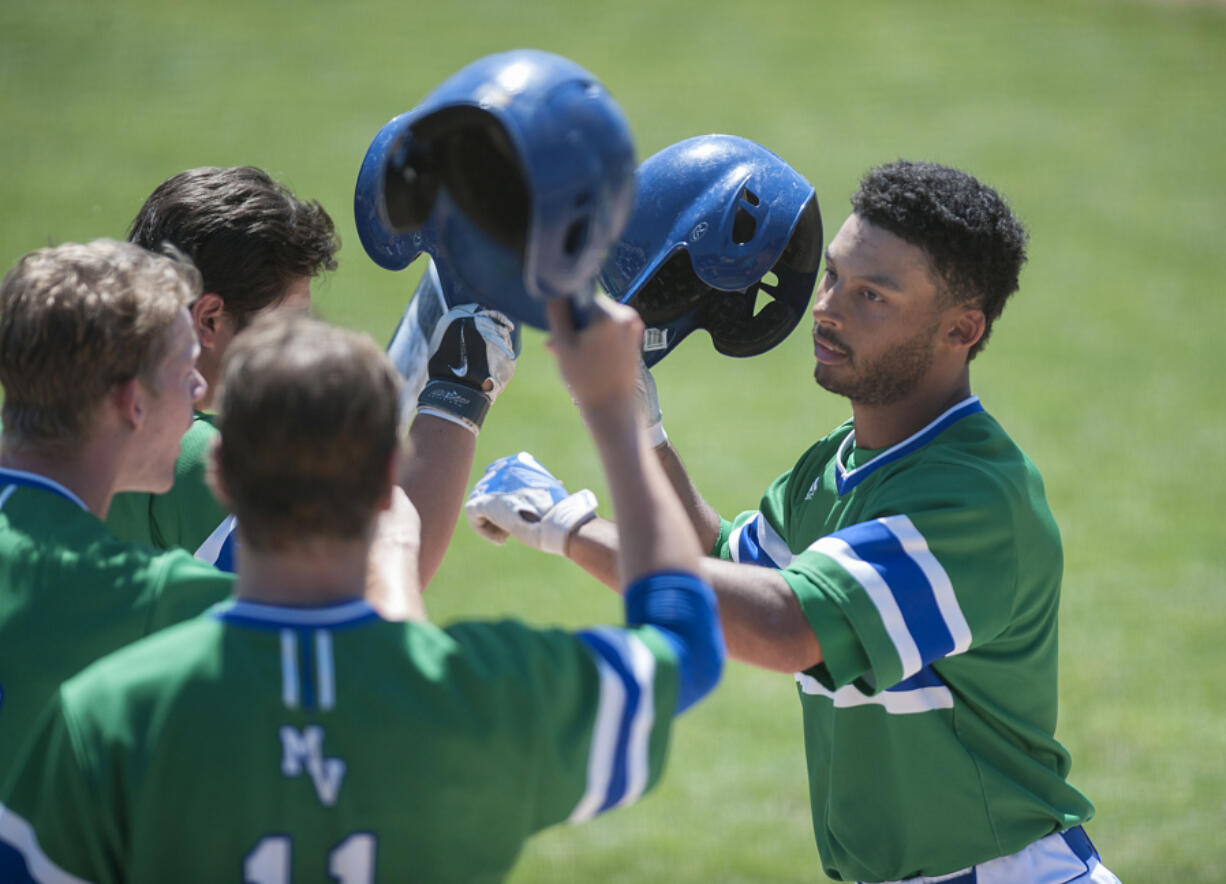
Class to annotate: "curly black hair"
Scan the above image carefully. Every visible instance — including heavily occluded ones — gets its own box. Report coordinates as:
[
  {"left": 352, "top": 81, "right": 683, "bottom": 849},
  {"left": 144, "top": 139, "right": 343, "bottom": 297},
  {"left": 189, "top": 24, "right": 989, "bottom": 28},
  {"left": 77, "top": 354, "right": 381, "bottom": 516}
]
[
  {"left": 128, "top": 166, "right": 339, "bottom": 328},
  {"left": 851, "top": 161, "right": 1027, "bottom": 359}
]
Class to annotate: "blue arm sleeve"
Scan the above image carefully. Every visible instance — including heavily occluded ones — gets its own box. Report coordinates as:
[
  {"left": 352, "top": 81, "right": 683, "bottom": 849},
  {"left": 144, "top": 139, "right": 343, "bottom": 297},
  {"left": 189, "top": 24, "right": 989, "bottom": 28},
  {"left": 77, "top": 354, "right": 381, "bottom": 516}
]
[{"left": 624, "top": 570, "right": 725, "bottom": 714}]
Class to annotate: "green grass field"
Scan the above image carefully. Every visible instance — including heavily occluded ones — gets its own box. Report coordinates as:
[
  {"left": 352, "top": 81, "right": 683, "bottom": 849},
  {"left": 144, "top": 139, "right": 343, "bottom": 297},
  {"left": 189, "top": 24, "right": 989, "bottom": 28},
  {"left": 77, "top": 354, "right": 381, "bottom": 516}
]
[{"left": 3, "top": 0, "right": 1224, "bottom": 879}]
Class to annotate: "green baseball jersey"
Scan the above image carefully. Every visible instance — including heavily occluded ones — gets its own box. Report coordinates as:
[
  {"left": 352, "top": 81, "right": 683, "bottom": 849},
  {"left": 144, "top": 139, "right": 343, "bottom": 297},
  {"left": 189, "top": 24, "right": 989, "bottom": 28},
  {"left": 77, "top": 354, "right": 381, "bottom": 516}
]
[
  {"left": 0, "top": 467, "right": 234, "bottom": 773},
  {"left": 0, "top": 597, "right": 682, "bottom": 884},
  {"left": 715, "top": 397, "right": 1095, "bottom": 882},
  {"left": 105, "top": 413, "right": 228, "bottom": 553}
]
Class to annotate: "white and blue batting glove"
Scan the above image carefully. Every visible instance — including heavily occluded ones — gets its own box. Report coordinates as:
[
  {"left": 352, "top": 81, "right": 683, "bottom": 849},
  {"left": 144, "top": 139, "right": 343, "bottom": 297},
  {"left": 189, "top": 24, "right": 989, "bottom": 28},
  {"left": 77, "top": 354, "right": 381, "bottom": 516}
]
[{"left": 465, "top": 452, "right": 598, "bottom": 556}]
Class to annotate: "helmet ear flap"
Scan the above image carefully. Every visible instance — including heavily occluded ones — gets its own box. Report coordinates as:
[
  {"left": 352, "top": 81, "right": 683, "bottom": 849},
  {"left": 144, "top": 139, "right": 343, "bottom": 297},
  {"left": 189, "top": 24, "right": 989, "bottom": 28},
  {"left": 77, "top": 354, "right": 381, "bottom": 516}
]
[{"left": 702, "top": 282, "right": 796, "bottom": 358}]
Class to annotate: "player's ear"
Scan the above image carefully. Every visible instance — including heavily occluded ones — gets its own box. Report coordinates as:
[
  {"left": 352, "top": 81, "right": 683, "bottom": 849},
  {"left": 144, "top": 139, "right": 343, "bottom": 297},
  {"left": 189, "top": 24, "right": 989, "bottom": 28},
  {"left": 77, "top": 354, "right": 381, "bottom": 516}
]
[
  {"left": 204, "top": 437, "right": 234, "bottom": 509},
  {"left": 109, "top": 376, "right": 144, "bottom": 430},
  {"left": 191, "top": 294, "right": 227, "bottom": 349},
  {"left": 945, "top": 307, "right": 985, "bottom": 353}
]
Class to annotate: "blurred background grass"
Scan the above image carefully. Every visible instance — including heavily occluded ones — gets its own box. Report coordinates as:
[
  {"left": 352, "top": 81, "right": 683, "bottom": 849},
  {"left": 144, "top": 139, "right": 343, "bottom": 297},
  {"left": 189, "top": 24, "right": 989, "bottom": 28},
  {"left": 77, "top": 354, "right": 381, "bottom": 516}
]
[{"left": 2, "top": 0, "right": 1224, "bottom": 879}]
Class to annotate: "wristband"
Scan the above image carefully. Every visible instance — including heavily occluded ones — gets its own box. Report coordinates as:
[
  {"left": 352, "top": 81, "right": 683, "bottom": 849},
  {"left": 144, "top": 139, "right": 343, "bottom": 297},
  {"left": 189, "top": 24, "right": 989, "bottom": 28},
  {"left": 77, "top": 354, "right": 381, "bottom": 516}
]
[{"left": 417, "top": 379, "right": 491, "bottom": 434}]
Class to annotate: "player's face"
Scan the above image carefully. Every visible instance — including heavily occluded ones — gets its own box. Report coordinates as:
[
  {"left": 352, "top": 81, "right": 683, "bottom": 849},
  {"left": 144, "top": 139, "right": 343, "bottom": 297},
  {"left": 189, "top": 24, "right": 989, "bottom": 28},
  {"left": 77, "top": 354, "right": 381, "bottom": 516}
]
[
  {"left": 132, "top": 309, "right": 205, "bottom": 493},
  {"left": 811, "top": 214, "right": 946, "bottom": 406}
]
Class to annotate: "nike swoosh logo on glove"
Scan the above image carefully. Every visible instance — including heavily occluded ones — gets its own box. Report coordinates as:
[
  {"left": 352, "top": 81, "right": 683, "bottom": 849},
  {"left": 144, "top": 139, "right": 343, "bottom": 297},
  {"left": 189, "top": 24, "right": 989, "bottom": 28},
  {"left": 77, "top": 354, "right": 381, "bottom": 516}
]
[{"left": 449, "top": 324, "right": 469, "bottom": 377}]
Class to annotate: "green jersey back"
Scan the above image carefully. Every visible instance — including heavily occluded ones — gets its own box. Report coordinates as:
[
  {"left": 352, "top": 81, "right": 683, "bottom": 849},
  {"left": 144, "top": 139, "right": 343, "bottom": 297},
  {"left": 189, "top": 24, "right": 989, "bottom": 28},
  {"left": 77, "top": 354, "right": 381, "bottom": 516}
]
[
  {"left": 0, "top": 598, "right": 682, "bottom": 884},
  {"left": 105, "top": 413, "right": 227, "bottom": 553},
  {"left": 715, "top": 397, "right": 1094, "bottom": 882},
  {"left": 0, "top": 468, "right": 234, "bottom": 772}
]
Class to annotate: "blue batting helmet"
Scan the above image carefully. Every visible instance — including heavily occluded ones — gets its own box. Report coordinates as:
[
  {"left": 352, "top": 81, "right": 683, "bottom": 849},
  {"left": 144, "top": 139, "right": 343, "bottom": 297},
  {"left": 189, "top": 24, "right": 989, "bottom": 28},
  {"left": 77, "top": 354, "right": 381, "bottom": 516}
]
[
  {"left": 354, "top": 49, "right": 636, "bottom": 329},
  {"left": 598, "top": 134, "right": 823, "bottom": 367}
]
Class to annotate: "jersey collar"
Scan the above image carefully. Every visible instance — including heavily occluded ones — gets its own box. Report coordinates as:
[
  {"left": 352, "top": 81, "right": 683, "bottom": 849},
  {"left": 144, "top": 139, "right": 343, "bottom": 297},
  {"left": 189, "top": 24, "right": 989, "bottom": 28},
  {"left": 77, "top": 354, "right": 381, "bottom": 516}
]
[
  {"left": 211, "top": 598, "right": 382, "bottom": 630},
  {"left": 0, "top": 466, "right": 89, "bottom": 512},
  {"left": 834, "top": 396, "right": 985, "bottom": 496}
]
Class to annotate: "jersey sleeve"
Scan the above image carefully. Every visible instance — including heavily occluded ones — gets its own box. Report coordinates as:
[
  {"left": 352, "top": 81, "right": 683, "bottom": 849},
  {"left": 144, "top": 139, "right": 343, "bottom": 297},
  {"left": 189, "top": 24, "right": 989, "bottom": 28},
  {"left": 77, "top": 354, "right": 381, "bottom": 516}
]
[
  {"left": 0, "top": 692, "right": 117, "bottom": 884},
  {"left": 782, "top": 462, "right": 1027, "bottom": 694},
  {"left": 443, "top": 604, "right": 688, "bottom": 836},
  {"left": 712, "top": 467, "right": 795, "bottom": 567}
]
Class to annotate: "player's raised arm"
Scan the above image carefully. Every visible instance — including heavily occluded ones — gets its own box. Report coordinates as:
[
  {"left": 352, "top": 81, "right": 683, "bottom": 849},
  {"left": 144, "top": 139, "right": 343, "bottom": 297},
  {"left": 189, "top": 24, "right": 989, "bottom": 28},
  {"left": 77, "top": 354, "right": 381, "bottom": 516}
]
[
  {"left": 544, "top": 296, "right": 724, "bottom": 716},
  {"left": 545, "top": 297, "right": 701, "bottom": 583}
]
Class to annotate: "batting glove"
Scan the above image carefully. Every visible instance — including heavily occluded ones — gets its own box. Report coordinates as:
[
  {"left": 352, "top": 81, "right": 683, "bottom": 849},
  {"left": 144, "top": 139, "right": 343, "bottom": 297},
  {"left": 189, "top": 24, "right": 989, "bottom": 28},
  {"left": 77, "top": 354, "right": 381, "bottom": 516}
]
[
  {"left": 636, "top": 361, "right": 668, "bottom": 448},
  {"left": 465, "top": 452, "right": 598, "bottom": 556},
  {"left": 417, "top": 305, "right": 517, "bottom": 435}
]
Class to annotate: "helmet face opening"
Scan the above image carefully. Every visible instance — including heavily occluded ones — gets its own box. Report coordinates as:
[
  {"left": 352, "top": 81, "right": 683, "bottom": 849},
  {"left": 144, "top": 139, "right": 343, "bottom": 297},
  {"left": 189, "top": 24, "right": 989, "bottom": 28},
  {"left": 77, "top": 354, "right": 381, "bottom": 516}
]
[
  {"left": 414, "top": 106, "right": 530, "bottom": 256},
  {"left": 355, "top": 50, "right": 636, "bottom": 329}
]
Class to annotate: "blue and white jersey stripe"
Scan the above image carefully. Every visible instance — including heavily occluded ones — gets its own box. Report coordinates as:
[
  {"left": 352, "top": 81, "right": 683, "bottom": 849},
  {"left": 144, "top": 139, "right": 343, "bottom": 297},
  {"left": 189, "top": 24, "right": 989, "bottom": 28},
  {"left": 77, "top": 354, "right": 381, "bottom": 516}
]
[
  {"left": 569, "top": 627, "right": 657, "bottom": 823},
  {"left": 812, "top": 515, "right": 971, "bottom": 680},
  {"left": 0, "top": 806, "right": 91, "bottom": 884},
  {"left": 795, "top": 667, "right": 954, "bottom": 715},
  {"left": 729, "top": 512, "right": 794, "bottom": 569}
]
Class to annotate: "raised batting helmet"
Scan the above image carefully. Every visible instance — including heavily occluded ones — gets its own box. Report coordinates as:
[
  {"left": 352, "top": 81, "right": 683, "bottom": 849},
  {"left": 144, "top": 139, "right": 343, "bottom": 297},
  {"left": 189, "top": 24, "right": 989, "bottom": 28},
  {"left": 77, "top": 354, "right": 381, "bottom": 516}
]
[
  {"left": 355, "top": 49, "right": 636, "bottom": 329},
  {"left": 599, "top": 134, "right": 822, "bottom": 366}
]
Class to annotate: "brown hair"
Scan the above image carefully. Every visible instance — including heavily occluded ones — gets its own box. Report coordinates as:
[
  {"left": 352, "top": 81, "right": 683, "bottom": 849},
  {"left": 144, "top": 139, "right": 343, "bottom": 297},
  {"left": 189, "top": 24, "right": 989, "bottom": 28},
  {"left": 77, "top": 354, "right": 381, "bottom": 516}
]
[
  {"left": 128, "top": 166, "right": 339, "bottom": 328},
  {"left": 0, "top": 239, "right": 200, "bottom": 450},
  {"left": 214, "top": 312, "right": 400, "bottom": 550}
]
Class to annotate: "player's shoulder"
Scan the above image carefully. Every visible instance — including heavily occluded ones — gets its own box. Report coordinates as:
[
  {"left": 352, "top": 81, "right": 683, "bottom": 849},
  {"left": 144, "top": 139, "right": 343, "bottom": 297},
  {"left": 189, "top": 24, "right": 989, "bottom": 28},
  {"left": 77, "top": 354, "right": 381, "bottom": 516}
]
[
  {"left": 180, "top": 412, "right": 218, "bottom": 452},
  {"left": 911, "top": 410, "right": 1045, "bottom": 498},
  {"left": 58, "top": 613, "right": 224, "bottom": 727},
  {"left": 867, "top": 408, "right": 1057, "bottom": 538},
  {"left": 430, "top": 617, "right": 633, "bottom": 710}
]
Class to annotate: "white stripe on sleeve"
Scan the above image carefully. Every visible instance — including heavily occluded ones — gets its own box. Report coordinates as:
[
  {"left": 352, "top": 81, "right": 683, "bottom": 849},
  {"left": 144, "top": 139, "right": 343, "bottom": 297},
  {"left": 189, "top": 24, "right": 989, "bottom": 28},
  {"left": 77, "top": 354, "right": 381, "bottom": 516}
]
[
  {"left": 567, "top": 654, "right": 625, "bottom": 823},
  {"left": 810, "top": 535, "right": 924, "bottom": 678},
  {"left": 613, "top": 634, "right": 656, "bottom": 810},
  {"left": 882, "top": 515, "right": 972, "bottom": 655}
]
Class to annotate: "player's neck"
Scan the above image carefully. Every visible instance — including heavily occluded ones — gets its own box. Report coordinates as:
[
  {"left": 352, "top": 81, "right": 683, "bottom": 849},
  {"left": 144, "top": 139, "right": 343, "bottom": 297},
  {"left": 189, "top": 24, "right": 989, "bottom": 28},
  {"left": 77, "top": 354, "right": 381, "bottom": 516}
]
[
  {"left": 850, "top": 372, "right": 973, "bottom": 451},
  {"left": 0, "top": 438, "right": 121, "bottom": 518},
  {"left": 233, "top": 536, "right": 372, "bottom": 608}
]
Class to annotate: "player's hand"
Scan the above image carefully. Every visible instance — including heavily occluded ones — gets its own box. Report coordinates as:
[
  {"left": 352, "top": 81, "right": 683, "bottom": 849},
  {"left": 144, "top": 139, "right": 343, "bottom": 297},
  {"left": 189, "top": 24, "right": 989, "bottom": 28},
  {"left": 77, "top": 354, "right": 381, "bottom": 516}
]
[
  {"left": 544, "top": 295, "right": 643, "bottom": 413},
  {"left": 417, "top": 305, "right": 517, "bottom": 435},
  {"left": 465, "top": 452, "right": 598, "bottom": 556},
  {"left": 635, "top": 360, "right": 668, "bottom": 448}
]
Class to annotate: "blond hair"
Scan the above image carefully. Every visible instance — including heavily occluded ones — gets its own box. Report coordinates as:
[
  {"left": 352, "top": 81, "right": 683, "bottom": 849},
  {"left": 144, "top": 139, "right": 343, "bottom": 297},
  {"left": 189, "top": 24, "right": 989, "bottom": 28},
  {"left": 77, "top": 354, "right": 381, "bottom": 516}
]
[
  {"left": 214, "top": 312, "right": 400, "bottom": 550},
  {"left": 0, "top": 239, "right": 201, "bottom": 449}
]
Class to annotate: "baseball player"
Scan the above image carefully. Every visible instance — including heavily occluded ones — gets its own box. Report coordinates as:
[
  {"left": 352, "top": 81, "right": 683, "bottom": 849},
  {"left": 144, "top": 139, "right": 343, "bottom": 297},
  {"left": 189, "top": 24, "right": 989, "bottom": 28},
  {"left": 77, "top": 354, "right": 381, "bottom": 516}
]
[
  {"left": 466, "top": 160, "right": 1120, "bottom": 883},
  {"left": 0, "top": 303, "right": 724, "bottom": 883},
  {"left": 0, "top": 240, "right": 419, "bottom": 778},
  {"left": 0, "top": 240, "right": 235, "bottom": 771},
  {"left": 105, "top": 165, "right": 339, "bottom": 555}
]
